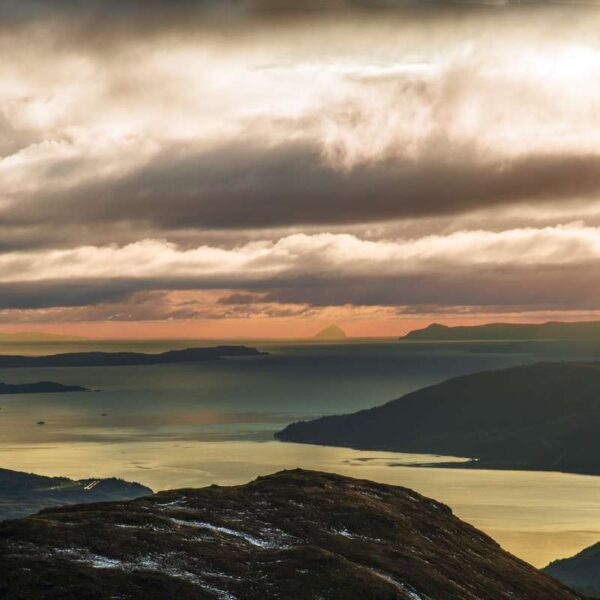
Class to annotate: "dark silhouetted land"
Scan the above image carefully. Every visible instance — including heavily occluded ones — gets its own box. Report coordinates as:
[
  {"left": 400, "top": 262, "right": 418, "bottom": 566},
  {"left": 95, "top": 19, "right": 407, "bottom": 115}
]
[
  {"left": 0, "top": 469, "right": 580, "bottom": 599},
  {"left": 0, "top": 468, "right": 151, "bottom": 521},
  {"left": 0, "top": 382, "right": 88, "bottom": 394},
  {"left": 314, "top": 325, "right": 348, "bottom": 340},
  {"left": 0, "top": 346, "right": 266, "bottom": 368},
  {"left": 402, "top": 321, "right": 600, "bottom": 341},
  {"left": 277, "top": 362, "right": 600, "bottom": 475},
  {"left": 545, "top": 542, "right": 600, "bottom": 598}
]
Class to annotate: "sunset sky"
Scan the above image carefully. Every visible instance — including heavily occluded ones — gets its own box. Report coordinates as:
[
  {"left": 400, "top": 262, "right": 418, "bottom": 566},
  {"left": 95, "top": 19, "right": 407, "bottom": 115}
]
[{"left": 3, "top": 1, "right": 600, "bottom": 338}]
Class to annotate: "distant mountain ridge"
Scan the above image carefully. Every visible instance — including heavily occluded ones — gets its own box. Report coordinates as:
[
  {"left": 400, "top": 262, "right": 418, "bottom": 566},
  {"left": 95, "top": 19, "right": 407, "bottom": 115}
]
[
  {"left": 402, "top": 321, "right": 600, "bottom": 341},
  {"left": 0, "top": 468, "right": 151, "bottom": 521},
  {"left": 0, "top": 346, "right": 267, "bottom": 368},
  {"left": 277, "top": 361, "right": 600, "bottom": 475},
  {"left": 0, "top": 469, "right": 580, "bottom": 599},
  {"left": 544, "top": 542, "right": 600, "bottom": 598},
  {"left": 0, "top": 332, "right": 86, "bottom": 342}
]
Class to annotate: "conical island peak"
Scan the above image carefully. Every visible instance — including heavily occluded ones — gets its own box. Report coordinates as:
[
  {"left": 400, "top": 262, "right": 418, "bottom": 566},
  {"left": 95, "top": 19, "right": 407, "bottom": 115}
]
[{"left": 314, "top": 325, "right": 348, "bottom": 340}]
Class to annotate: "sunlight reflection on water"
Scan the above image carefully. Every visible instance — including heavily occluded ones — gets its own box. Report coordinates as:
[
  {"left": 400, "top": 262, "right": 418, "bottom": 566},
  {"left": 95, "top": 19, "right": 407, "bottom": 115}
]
[{"left": 2, "top": 439, "right": 600, "bottom": 568}]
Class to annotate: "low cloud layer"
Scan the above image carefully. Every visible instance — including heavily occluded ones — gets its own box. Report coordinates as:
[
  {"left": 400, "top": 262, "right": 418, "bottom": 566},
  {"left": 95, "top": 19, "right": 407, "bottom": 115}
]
[
  {"left": 5, "top": 226, "right": 600, "bottom": 283},
  {"left": 3, "top": 226, "right": 600, "bottom": 321}
]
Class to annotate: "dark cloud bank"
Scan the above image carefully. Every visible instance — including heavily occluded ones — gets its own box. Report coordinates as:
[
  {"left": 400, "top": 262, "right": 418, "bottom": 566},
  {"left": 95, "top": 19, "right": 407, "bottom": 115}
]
[
  {"left": 4, "top": 263, "right": 600, "bottom": 317},
  {"left": 6, "top": 142, "right": 600, "bottom": 233}
]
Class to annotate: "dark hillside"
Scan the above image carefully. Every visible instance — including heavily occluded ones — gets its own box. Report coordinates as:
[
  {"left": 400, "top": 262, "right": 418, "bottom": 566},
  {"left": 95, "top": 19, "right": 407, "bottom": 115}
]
[
  {"left": 0, "top": 468, "right": 151, "bottom": 521},
  {"left": 0, "top": 470, "right": 580, "bottom": 599},
  {"left": 277, "top": 362, "right": 600, "bottom": 475}
]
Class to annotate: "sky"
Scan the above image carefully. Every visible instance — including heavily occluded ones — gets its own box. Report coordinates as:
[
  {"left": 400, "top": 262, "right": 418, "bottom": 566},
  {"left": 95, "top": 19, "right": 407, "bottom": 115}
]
[{"left": 2, "top": 0, "right": 600, "bottom": 338}]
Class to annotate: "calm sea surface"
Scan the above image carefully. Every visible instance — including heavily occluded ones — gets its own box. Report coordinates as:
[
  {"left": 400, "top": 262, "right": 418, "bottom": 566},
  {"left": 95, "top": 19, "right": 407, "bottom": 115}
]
[{"left": 2, "top": 338, "right": 600, "bottom": 567}]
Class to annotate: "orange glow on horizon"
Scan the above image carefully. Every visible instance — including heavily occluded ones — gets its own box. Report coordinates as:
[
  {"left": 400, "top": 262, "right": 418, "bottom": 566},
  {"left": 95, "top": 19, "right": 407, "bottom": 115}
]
[{"left": 4, "top": 312, "right": 600, "bottom": 340}]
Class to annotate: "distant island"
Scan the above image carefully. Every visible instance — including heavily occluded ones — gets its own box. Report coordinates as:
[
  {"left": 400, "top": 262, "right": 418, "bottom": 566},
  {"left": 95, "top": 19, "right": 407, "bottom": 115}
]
[
  {"left": 0, "top": 382, "right": 89, "bottom": 394},
  {"left": 314, "top": 325, "right": 347, "bottom": 340},
  {"left": 0, "top": 346, "right": 267, "bottom": 368},
  {"left": 277, "top": 362, "right": 600, "bottom": 476},
  {"left": 0, "top": 332, "right": 87, "bottom": 342},
  {"left": 402, "top": 321, "right": 600, "bottom": 341},
  {"left": 0, "top": 467, "right": 152, "bottom": 521},
  {"left": 0, "top": 469, "right": 580, "bottom": 599}
]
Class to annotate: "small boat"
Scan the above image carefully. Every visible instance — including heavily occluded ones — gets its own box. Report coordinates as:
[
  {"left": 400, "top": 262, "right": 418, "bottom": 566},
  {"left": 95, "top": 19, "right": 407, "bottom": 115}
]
[{"left": 36, "top": 421, "right": 45, "bottom": 425}]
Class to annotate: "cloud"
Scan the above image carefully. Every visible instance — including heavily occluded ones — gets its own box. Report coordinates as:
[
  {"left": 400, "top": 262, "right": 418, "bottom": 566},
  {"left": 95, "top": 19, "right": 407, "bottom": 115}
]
[
  {"left": 2, "top": 226, "right": 600, "bottom": 282},
  {"left": 258, "top": 265, "right": 600, "bottom": 311},
  {"left": 4, "top": 21, "right": 600, "bottom": 240},
  {"left": 2, "top": 3, "right": 600, "bottom": 323},
  {"left": 0, "top": 280, "right": 140, "bottom": 309},
  {"left": 1, "top": 225, "right": 600, "bottom": 317},
  {"left": 6, "top": 142, "right": 600, "bottom": 232}
]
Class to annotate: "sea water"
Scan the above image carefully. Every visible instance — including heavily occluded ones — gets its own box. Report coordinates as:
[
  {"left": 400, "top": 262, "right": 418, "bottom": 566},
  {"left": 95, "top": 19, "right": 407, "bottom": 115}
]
[{"left": 2, "top": 338, "right": 600, "bottom": 567}]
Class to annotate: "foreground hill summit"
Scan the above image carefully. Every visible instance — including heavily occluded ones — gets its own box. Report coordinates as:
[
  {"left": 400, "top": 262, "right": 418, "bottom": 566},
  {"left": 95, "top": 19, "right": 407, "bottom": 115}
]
[
  {"left": 0, "top": 468, "right": 152, "bottom": 521},
  {"left": 277, "top": 362, "right": 600, "bottom": 475},
  {"left": 0, "top": 470, "right": 579, "bottom": 600},
  {"left": 402, "top": 320, "right": 600, "bottom": 341}
]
